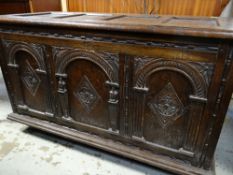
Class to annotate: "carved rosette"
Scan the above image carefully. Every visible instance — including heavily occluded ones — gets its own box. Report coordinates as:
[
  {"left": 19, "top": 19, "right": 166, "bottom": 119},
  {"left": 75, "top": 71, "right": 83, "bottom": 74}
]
[
  {"left": 148, "top": 82, "right": 184, "bottom": 128},
  {"left": 21, "top": 60, "right": 41, "bottom": 96},
  {"left": 74, "top": 75, "right": 101, "bottom": 113}
]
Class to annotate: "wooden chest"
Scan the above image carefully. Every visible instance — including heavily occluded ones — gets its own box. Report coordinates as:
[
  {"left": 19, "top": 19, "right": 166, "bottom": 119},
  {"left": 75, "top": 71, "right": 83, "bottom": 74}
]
[{"left": 0, "top": 12, "right": 233, "bottom": 175}]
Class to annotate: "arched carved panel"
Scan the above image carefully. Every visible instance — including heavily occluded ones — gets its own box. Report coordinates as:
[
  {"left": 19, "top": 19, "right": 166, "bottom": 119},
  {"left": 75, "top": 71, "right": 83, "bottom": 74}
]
[
  {"left": 53, "top": 47, "right": 119, "bottom": 131},
  {"left": 1, "top": 40, "right": 53, "bottom": 118},
  {"left": 132, "top": 56, "right": 214, "bottom": 155}
]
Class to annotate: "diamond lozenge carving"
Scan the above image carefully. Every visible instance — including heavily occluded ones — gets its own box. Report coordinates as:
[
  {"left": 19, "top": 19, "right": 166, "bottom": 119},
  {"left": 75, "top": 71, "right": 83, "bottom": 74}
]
[
  {"left": 21, "top": 61, "right": 41, "bottom": 96},
  {"left": 74, "top": 75, "right": 101, "bottom": 113},
  {"left": 148, "top": 82, "right": 184, "bottom": 128}
]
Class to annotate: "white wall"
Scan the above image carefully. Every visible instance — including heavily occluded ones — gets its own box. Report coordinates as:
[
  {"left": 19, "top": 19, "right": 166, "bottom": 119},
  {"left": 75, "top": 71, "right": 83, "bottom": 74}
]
[{"left": 221, "top": 0, "right": 233, "bottom": 17}]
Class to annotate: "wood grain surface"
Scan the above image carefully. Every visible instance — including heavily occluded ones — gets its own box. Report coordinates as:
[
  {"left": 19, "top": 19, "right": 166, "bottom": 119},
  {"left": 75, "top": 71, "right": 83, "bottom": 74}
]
[{"left": 67, "top": 0, "right": 229, "bottom": 16}]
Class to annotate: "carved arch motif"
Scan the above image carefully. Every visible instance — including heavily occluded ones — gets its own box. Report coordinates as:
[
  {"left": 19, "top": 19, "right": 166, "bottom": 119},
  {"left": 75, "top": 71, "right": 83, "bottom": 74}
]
[
  {"left": 3, "top": 40, "right": 46, "bottom": 71},
  {"left": 54, "top": 48, "right": 117, "bottom": 82},
  {"left": 134, "top": 58, "right": 207, "bottom": 98}
]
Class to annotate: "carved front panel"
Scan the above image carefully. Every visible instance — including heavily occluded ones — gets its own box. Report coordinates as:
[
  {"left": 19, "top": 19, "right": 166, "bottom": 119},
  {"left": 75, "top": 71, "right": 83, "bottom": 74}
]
[
  {"left": 54, "top": 47, "right": 119, "bottom": 131},
  {"left": 133, "top": 56, "right": 215, "bottom": 158},
  {"left": 2, "top": 40, "right": 53, "bottom": 118}
]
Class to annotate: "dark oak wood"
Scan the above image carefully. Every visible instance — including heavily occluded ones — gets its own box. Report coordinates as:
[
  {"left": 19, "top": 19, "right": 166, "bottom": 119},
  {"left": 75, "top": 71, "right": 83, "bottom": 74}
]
[
  {"left": 0, "top": 12, "right": 233, "bottom": 175},
  {"left": 0, "top": 0, "right": 31, "bottom": 15}
]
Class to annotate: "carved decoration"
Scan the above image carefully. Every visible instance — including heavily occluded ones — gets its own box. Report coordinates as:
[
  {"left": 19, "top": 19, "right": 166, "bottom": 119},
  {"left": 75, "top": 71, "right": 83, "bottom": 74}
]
[
  {"left": 0, "top": 28, "right": 219, "bottom": 54},
  {"left": 133, "top": 57, "right": 211, "bottom": 142},
  {"left": 0, "top": 39, "right": 55, "bottom": 117},
  {"left": 148, "top": 82, "right": 184, "bottom": 128},
  {"left": 118, "top": 55, "right": 134, "bottom": 136},
  {"left": 74, "top": 75, "right": 101, "bottom": 113},
  {"left": 134, "top": 57, "right": 155, "bottom": 72},
  {"left": 53, "top": 47, "right": 119, "bottom": 123},
  {"left": 134, "top": 58, "right": 208, "bottom": 98},
  {"left": 2, "top": 40, "right": 46, "bottom": 71},
  {"left": 21, "top": 61, "right": 41, "bottom": 96},
  {"left": 200, "top": 47, "right": 233, "bottom": 165},
  {"left": 134, "top": 57, "right": 214, "bottom": 91},
  {"left": 98, "top": 51, "right": 119, "bottom": 81},
  {"left": 57, "top": 75, "right": 70, "bottom": 119},
  {"left": 188, "top": 62, "right": 215, "bottom": 86},
  {"left": 53, "top": 47, "right": 118, "bottom": 82}
]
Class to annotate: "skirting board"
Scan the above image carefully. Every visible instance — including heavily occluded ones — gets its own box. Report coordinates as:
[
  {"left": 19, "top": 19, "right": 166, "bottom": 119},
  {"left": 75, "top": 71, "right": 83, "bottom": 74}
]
[{"left": 7, "top": 113, "right": 215, "bottom": 175}]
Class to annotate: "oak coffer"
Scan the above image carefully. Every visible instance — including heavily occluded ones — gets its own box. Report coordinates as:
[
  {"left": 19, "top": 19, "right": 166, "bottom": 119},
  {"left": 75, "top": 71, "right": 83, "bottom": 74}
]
[{"left": 0, "top": 12, "right": 233, "bottom": 175}]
